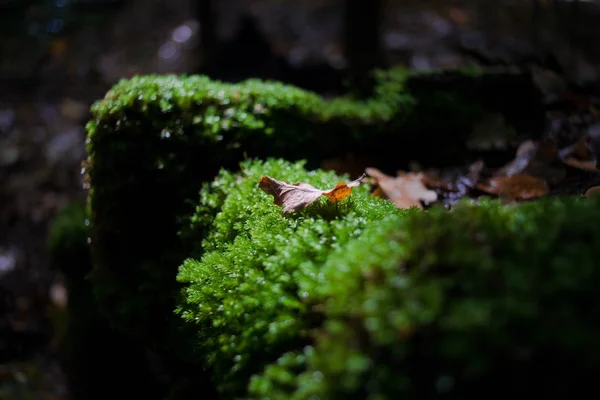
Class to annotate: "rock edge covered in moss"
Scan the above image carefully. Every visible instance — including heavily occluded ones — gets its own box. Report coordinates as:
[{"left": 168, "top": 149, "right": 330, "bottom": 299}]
[{"left": 177, "top": 161, "right": 600, "bottom": 398}]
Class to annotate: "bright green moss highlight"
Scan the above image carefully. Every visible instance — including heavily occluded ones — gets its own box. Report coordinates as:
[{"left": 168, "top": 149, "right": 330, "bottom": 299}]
[
  {"left": 90, "top": 68, "right": 413, "bottom": 137},
  {"left": 176, "top": 159, "right": 400, "bottom": 396},
  {"left": 249, "top": 196, "right": 600, "bottom": 399}
]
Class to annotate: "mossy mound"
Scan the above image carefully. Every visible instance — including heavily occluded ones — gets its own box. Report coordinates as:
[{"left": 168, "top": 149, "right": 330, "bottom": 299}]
[
  {"left": 85, "top": 68, "right": 498, "bottom": 350},
  {"left": 177, "top": 158, "right": 400, "bottom": 396},
  {"left": 177, "top": 159, "right": 600, "bottom": 398},
  {"left": 247, "top": 196, "right": 600, "bottom": 399}
]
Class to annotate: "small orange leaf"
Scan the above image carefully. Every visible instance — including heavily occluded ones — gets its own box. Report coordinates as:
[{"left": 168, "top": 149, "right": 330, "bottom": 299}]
[
  {"left": 477, "top": 174, "right": 549, "bottom": 201},
  {"left": 258, "top": 174, "right": 366, "bottom": 214},
  {"left": 322, "top": 178, "right": 364, "bottom": 203}
]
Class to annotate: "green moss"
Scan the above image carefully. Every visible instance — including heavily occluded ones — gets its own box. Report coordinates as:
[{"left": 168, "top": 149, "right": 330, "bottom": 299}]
[
  {"left": 84, "top": 67, "right": 489, "bottom": 351},
  {"left": 248, "top": 196, "right": 600, "bottom": 399},
  {"left": 176, "top": 158, "right": 399, "bottom": 396},
  {"left": 48, "top": 201, "right": 90, "bottom": 275}
]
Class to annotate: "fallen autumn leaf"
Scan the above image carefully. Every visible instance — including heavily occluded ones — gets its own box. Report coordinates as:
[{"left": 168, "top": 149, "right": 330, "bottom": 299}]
[
  {"left": 585, "top": 186, "right": 600, "bottom": 198},
  {"left": 366, "top": 167, "right": 437, "bottom": 209},
  {"left": 477, "top": 174, "right": 549, "bottom": 201},
  {"left": 559, "top": 136, "right": 599, "bottom": 173},
  {"left": 258, "top": 173, "right": 366, "bottom": 214}
]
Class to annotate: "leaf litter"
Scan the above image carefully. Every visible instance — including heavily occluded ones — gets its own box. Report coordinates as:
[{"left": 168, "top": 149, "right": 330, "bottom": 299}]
[{"left": 262, "top": 123, "right": 600, "bottom": 213}]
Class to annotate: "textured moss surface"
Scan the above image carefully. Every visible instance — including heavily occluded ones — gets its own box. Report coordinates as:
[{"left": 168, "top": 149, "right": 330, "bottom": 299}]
[
  {"left": 247, "top": 196, "right": 600, "bottom": 399},
  {"left": 177, "top": 159, "right": 399, "bottom": 396},
  {"left": 177, "top": 159, "right": 600, "bottom": 399},
  {"left": 84, "top": 68, "right": 492, "bottom": 350}
]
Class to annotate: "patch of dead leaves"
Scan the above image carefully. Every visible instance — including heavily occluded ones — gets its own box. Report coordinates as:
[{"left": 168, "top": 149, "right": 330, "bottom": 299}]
[
  {"left": 260, "top": 130, "right": 600, "bottom": 214},
  {"left": 476, "top": 133, "right": 600, "bottom": 201}
]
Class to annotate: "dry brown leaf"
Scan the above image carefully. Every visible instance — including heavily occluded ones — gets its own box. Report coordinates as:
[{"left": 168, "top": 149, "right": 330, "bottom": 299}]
[
  {"left": 559, "top": 136, "right": 599, "bottom": 173},
  {"left": 258, "top": 174, "right": 366, "bottom": 214},
  {"left": 366, "top": 167, "right": 437, "bottom": 209},
  {"left": 477, "top": 174, "right": 549, "bottom": 201},
  {"left": 585, "top": 186, "right": 600, "bottom": 198},
  {"left": 562, "top": 157, "right": 599, "bottom": 172}
]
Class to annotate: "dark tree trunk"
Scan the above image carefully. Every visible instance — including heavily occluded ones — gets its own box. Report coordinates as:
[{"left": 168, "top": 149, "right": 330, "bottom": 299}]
[{"left": 342, "top": 0, "right": 386, "bottom": 97}]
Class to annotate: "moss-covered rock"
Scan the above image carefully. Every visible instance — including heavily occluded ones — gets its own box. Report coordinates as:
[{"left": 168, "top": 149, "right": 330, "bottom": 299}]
[
  {"left": 177, "top": 159, "right": 600, "bottom": 398},
  {"left": 84, "top": 67, "right": 539, "bottom": 356},
  {"left": 81, "top": 62, "right": 596, "bottom": 398},
  {"left": 177, "top": 158, "right": 399, "bottom": 396},
  {"left": 246, "top": 196, "right": 600, "bottom": 399}
]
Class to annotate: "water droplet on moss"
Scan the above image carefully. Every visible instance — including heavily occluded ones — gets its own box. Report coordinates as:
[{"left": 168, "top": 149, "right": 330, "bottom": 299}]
[{"left": 160, "top": 129, "right": 171, "bottom": 139}]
